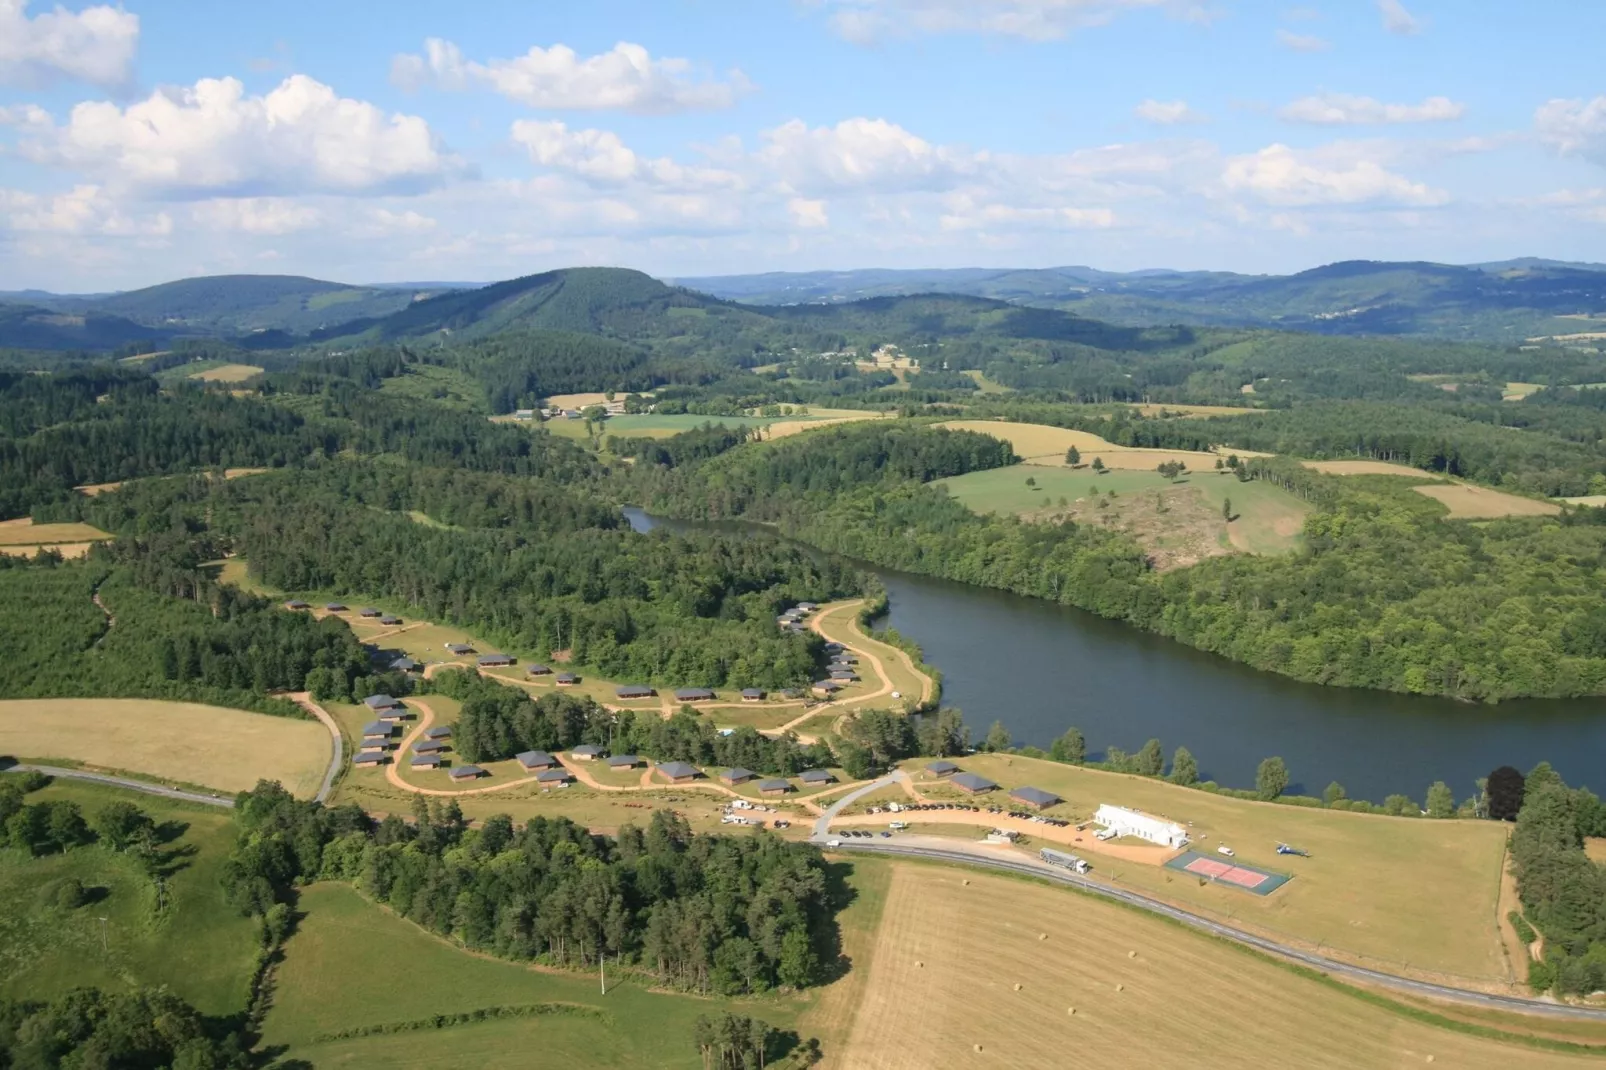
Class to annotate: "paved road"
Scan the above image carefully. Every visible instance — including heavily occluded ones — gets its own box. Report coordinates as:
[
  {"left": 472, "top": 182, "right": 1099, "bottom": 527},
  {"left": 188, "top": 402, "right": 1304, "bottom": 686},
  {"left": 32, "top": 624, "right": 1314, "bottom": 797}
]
[
  {"left": 813, "top": 772, "right": 903, "bottom": 838},
  {"left": 2, "top": 764, "right": 233, "bottom": 808},
  {"left": 285, "top": 692, "right": 343, "bottom": 804},
  {"left": 817, "top": 837, "right": 1606, "bottom": 1022}
]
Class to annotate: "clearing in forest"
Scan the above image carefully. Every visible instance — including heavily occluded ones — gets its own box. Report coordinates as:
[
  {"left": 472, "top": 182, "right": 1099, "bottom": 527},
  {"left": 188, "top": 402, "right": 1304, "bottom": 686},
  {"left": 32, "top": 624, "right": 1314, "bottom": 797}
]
[
  {"left": 1126, "top": 403, "right": 1262, "bottom": 418},
  {"left": 260, "top": 881, "right": 814, "bottom": 1069},
  {"left": 1302, "top": 459, "right": 1434, "bottom": 477},
  {"left": 1414, "top": 484, "right": 1562, "bottom": 519},
  {"left": 935, "top": 464, "right": 1307, "bottom": 566},
  {"left": 891, "top": 754, "right": 1511, "bottom": 983},
  {"left": 0, "top": 519, "right": 112, "bottom": 546},
  {"left": 937, "top": 419, "right": 1232, "bottom": 470},
  {"left": 833, "top": 862, "right": 1590, "bottom": 1070},
  {"left": 0, "top": 698, "right": 330, "bottom": 798},
  {"left": 1504, "top": 382, "right": 1544, "bottom": 400},
  {"left": 187, "top": 363, "right": 263, "bottom": 382}
]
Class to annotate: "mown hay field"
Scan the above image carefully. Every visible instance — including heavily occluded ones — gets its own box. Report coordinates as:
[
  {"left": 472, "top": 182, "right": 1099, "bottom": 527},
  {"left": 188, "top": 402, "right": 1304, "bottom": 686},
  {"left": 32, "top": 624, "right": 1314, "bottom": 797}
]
[
  {"left": 261, "top": 881, "right": 813, "bottom": 1069},
  {"left": 900, "top": 754, "right": 1510, "bottom": 983},
  {"left": 1414, "top": 484, "right": 1562, "bottom": 519},
  {"left": 937, "top": 419, "right": 1228, "bottom": 469},
  {"left": 1302, "top": 459, "right": 1433, "bottom": 477},
  {"left": 0, "top": 779, "right": 260, "bottom": 1017},
  {"left": 1128, "top": 403, "right": 1262, "bottom": 418},
  {"left": 0, "top": 542, "right": 98, "bottom": 559},
  {"left": 0, "top": 519, "right": 112, "bottom": 545},
  {"left": 0, "top": 698, "right": 329, "bottom": 797},
  {"left": 188, "top": 363, "right": 263, "bottom": 382},
  {"left": 833, "top": 862, "right": 1594, "bottom": 1069}
]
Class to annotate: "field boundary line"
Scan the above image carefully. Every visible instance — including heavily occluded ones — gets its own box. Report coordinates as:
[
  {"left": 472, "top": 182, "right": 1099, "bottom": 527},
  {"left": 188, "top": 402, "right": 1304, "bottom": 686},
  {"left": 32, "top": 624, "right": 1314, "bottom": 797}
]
[
  {"left": 2, "top": 763, "right": 233, "bottom": 808},
  {"left": 821, "top": 839, "right": 1606, "bottom": 1022}
]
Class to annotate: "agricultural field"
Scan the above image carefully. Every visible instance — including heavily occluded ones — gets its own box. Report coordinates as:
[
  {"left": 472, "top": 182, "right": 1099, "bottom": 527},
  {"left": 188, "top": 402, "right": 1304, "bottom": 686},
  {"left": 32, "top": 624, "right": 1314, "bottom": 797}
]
[
  {"left": 935, "top": 464, "right": 1308, "bottom": 566},
  {"left": 187, "top": 362, "right": 263, "bottom": 383},
  {"left": 1504, "top": 382, "right": 1545, "bottom": 400},
  {"left": 937, "top": 419, "right": 1228, "bottom": 470},
  {"left": 1414, "top": 484, "right": 1562, "bottom": 519},
  {"left": 0, "top": 698, "right": 330, "bottom": 797},
  {"left": 896, "top": 754, "right": 1511, "bottom": 984},
  {"left": 1127, "top": 403, "right": 1262, "bottom": 418},
  {"left": 0, "top": 780, "right": 259, "bottom": 1017},
  {"left": 831, "top": 862, "right": 1592, "bottom": 1069},
  {"left": 960, "top": 370, "right": 1010, "bottom": 394},
  {"left": 1561, "top": 495, "right": 1606, "bottom": 507},
  {"left": 0, "top": 519, "right": 112, "bottom": 546}
]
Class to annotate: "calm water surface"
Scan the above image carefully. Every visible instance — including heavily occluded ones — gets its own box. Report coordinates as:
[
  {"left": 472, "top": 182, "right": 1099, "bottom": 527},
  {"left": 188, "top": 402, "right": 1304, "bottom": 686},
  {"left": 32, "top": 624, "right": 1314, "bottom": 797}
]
[{"left": 625, "top": 508, "right": 1606, "bottom": 801}]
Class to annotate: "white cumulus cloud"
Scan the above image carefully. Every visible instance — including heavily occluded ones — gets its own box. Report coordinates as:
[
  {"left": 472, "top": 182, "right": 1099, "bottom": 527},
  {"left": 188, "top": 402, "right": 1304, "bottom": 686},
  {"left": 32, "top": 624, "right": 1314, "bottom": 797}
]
[
  {"left": 1279, "top": 94, "right": 1465, "bottom": 125},
  {"left": 12, "top": 75, "right": 466, "bottom": 197},
  {"left": 787, "top": 198, "right": 830, "bottom": 228},
  {"left": 816, "top": 0, "right": 1191, "bottom": 43},
  {"left": 510, "top": 119, "right": 741, "bottom": 189},
  {"left": 1134, "top": 99, "right": 1207, "bottom": 125},
  {"left": 392, "top": 39, "right": 748, "bottom": 113},
  {"left": 758, "top": 117, "right": 978, "bottom": 193},
  {"left": 1377, "top": 0, "right": 1421, "bottom": 35},
  {"left": 0, "top": 0, "right": 138, "bottom": 90},
  {"left": 1536, "top": 97, "right": 1606, "bottom": 167},
  {"left": 1222, "top": 144, "right": 1448, "bottom": 207},
  {"left": 0, "top": 183, "right": 170, "bottom": 235},
  {"left": 191, "top": 198, "right": 323, "bottom": 235}
]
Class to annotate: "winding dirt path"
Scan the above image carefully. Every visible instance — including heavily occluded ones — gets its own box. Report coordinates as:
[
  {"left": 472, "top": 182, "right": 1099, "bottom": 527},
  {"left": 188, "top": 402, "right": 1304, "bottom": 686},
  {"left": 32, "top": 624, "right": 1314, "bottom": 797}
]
[{"left": 90, "top": 583, "right": 114, "bottom": 647}]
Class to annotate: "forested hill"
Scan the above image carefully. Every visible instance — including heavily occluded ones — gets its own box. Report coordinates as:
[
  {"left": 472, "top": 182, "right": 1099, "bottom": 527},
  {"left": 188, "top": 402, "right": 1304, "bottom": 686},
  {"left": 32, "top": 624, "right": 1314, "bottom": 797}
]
[{"left": 676, "top": 259, "right": 1606, "bottom": 342}]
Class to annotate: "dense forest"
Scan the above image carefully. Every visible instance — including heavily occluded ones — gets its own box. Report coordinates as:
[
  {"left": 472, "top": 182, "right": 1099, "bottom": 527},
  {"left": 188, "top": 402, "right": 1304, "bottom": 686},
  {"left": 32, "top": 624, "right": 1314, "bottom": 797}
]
[
  {"left": 1508, "top": 765, "right": 1606, "bottom": 994},
  {"left": 225, "top": 781, "right": 841, "bottom": 996}
]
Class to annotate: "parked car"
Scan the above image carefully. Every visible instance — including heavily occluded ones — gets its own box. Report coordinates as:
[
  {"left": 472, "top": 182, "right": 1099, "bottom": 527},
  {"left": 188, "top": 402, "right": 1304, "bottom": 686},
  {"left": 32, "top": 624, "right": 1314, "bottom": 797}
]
[{"left": 1217, "top": 845, "right": 1235, "bottom": 857}]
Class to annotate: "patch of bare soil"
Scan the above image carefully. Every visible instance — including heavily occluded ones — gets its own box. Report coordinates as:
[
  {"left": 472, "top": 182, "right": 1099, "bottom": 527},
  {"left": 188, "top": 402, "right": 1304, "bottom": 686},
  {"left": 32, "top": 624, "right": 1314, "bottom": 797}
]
[{"left": 1025, "top": 482, "right": 1230, "bottom": 571}]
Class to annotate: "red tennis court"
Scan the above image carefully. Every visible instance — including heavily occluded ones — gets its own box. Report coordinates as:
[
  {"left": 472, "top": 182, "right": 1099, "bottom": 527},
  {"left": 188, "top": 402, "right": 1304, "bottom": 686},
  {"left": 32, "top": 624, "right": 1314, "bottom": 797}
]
[{"left": 1164, "top": 850, "right": 1291, "bottom": 895}]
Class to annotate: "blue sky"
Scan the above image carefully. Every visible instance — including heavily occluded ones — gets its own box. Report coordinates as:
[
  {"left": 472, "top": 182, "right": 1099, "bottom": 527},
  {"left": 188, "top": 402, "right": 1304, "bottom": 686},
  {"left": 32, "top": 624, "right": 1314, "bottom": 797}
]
[{"left": 2, "top": 0, "right": 1605, "bottom": 290}]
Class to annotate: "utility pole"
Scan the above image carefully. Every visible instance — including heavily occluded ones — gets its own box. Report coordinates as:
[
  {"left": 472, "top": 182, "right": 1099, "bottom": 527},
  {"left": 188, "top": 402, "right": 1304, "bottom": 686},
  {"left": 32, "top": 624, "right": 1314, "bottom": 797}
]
[{"left": 599, "top": 945, "right": 606, "bottom": 996}]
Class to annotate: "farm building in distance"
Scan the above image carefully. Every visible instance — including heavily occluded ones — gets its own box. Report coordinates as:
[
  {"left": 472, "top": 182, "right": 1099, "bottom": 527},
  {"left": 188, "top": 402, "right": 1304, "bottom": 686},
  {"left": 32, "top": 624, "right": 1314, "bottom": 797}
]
[
  {"left": 413, "top": 740, "right": 449, "bottom": 755},
  {"left": 526, "top": 664, "right": 552, "bottom": 676},
  {"left": 424, "top": 725, "right": 451, "bottom": 740},
  {"left": 758, "top": 778, "right": 793, "bottom": 796},
  {"left": 516, "top": 750, "right": 559, "bottom": 772},
  {"left": 616, "top": 685, "right": 656, "bottom": 699},
  {"left": 325, "top": 602, "right": 347, "bottom": 612},
  {"left": 363, "top": 694, "right": 400, "bottom": 711},
  {"left": 285, "top": 599, "right": 310, "bottom": 610},
  {"left": 389, "top": 656, "right": 419, "bottom": 672},
  {"left": 741, "top": 688, "right": 766, "bottom": 702},
  {"left": 555, "top": 672, "right": 577, "bottom": 686},
  {"left": 448, "top": 765, "right": 485, "bottom": 782},
  {"left": 720, "top": 767, "right": 757, "bottom": 785},
  {"left": 1094, "top": 804, "right": 1189, "bottom": 848},
  {"left": 1010, "top": 786, "right": 1061, "bottom": 809},
  {"left": 570, "top": 744, "right": 605, "bottom": 760},
  {"left": 812, "top": 680, "right": 843, "bottom": 696},
  {"left": 445, "top": 642, "right": 474, "bottom": 656},
  {"left": 926, "top": 760, "right": 959, "bottom": 776},
  {"left": 606, "top": 754, "right": 644, "bottom": 770},
  {"left": 800, "top": 769, "right": 836, "bottom": 786},
  {"left": 951, "top": 772, "right": 998, "bottom": 794},
  {"left": 829, "top": 670, "right": 859, "bottom": 682},
  {"left": 535, "top": 768, "right": 573, "bottom": 785},
  {"left": 358, "top": 608, "right": 382, "bottom": 618},
  {"left": 478, "top": 653, "right": 514, "bottom": 667},
  {"left": 378, "top": 615, "right": 402, "bottom": 626},
  {"left": 353, "top": 751, "right": 388, "bottom": 766},
  {"left": 674, "top": 687, "right": 715, "bottom": 702},
  {"left": 360, "top": 722, "right": 393, "bottom": 740},
  {"left": 411, "top": 755, "right": 443, "bottom": 769},
  {"left": 657, "top": 761, "right": 702, "bottom": 784}
]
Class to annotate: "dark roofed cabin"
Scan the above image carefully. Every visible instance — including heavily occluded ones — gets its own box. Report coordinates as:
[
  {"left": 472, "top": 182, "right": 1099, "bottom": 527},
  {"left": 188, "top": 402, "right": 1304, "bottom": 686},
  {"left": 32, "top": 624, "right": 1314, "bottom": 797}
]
[
  {"left": 926, "top": 760, "right": 960, "bottom": 777},
  {"left": 554, "top": 673, "right": 577, "bottom": 686},
  {"left": 411, "top": 755, "right": 443, "bottom": 769},
  {"left": 1010, "top": 786, "right": 1061, "bottom": 809},
  {"left": 740, "top": 688, "right": 766, "bottom": 702},
  {"left": 360, "top": 722, "right": 393, "bottom": 738},
  {"left": 358, "top": 608, "right": 382, "bottom": 618},
  {"left": 445, "top": 642, "right": 474, "bottom": 656},
  {"left": 285, "top": 599, "right": 310, "bottom": 610},
  {"left": 799, "top": 769, "right": 836, "bottom": 785},
  {"left": 363, "top": 694, "right": 399, "bottom": 710},
  {"left": 325, "top": 602, "right": 347, "bottom": 612},
  {"left": 477, "top": 653, "right": 515, "bottom": 667},
  {"left": 569, "top": 744, "right": 604, "bottom": 760},
  {"left": 448, "top": 765, "right": 486, "bottom": 781},
  {"left": 389, "top": 657, "right": 420, "bottom": 672},
  {"left": 526, "top": 664, "right": 552, "bottom": 676},
  {"left": 829, "top": 670, "right": 859, "bottom": 682},
  {"left": 720, "top": 767, "right": 757, "bottom": 785},
  {"left": 674, "top": 687, "right": 715, "bottom": 702},
  {"left": 812, "top": 680, "right": 842, "bottom": 695},
  {"left": 413, "top": 739, "right": 449, "bottom": 754},
  {"left": 515, "top": 750, "right": 558, "bottom": 772},
  {"left": 951, "top": 772, "right": 999, "bottom": 794},
  {"left": 605, "top": 754, "right": 643, "bottom": 769},
  {"left": 353, "top": 751, "right": 388, "bottom": 766},
  {"left": 423, "top": 725, "right": 451, "bottom": 740},
  {"left": 616, "top": 685, "right": 656, "bottom": 700},
  {"left": 535, "top": 768, "right": 573, "bottom": 785},
  {"left": 657, "top": 761, "right": 702, "bottom": 784},
  {"left": 758, "top": 778, "right": 793, "bottom": 796}
]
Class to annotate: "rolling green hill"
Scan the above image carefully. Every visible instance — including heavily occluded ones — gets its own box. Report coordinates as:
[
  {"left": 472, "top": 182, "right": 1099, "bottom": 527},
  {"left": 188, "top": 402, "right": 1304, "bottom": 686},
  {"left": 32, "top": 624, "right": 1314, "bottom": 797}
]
[{"left": 0, "top": 303, "right": 166, "bottom": 351}]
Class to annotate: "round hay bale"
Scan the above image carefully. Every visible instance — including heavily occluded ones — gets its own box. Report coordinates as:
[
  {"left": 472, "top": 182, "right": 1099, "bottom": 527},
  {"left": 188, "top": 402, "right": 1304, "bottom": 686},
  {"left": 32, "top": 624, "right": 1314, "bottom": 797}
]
[
  {"left": 1038, "top": 933, "right": 1047, "bottom": 941},
  {"left": 1115, "top": 983, "right": 1124, "bottom": 992},
  {"left": 915, "top": 961, "right": 923, "bottom": 968},
  {"left": 1066, "top": 1007, "right": 1076, "bottom": 1016},
  {"left": 963, "top": 879, "right": 971, "bottom": 886},
  {"left": 1128, "top": 950, "right": 1137, "bottom": 959},
  {"left": 974, "top": 1043, "right": 984, "bottom": 1053},
  {"left": 1013, "top": 983, "right": 1022, "bottom": 991},
  {"left": 1425, "top": 1058, "right": 1434, "bottom": 1065}
]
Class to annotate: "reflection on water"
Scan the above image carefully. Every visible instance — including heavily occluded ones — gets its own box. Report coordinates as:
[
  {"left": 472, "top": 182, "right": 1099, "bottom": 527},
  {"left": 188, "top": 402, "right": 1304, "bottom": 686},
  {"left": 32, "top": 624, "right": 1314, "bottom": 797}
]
[{"left": 624, "top": 507, "right": 1606, "bottom": 800}]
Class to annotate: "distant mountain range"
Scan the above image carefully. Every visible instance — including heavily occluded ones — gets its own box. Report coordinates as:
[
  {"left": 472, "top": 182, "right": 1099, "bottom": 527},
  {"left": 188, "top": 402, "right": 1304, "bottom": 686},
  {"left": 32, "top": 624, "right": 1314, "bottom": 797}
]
[{"left": 6, "top": 258, "right": 1606, "bottom": 351}]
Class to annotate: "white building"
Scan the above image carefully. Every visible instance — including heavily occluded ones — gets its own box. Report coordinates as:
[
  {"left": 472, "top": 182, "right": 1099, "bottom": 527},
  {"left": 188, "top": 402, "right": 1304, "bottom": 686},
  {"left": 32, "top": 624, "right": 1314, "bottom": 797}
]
[{"left": 1093, "top": 804, "right": 1189, "bottom": 848}]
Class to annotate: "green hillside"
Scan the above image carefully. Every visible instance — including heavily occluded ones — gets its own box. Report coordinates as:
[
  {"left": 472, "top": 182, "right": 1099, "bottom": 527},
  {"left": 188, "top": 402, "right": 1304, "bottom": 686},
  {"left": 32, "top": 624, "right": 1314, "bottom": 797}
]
[
  {"left": 87, "top": 274, "right": 435, "bottom": 334},
  {"left": 0, "top": 303, "right": 165, "bottom": 351}
]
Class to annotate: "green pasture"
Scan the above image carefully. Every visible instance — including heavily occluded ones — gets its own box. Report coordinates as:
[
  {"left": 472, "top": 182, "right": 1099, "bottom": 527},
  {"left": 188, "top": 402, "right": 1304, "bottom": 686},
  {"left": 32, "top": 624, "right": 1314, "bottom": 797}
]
[
  {"left": 935, "top": 464, "right": 1308, "bottom": 555},
  {"left": 0, "top": 779, "right": 260, "bottom": 1017}
]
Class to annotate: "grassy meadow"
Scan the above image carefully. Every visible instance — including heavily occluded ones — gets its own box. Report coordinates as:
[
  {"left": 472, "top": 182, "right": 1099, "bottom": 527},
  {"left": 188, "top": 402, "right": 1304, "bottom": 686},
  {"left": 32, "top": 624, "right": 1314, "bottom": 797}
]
[
  {"left": 1413, "top": 484, "right": 1562, "bottom": 519},
  {"left": 937, "top": 419, "right": 1231, "bottom": 469},
  {"left": 0, "top": 779, "right": 259, "bottom": 1017},
  {"left": 0, "top": 698, "right": 330, "bottom": 797},
  {"left": 0, "top": 519, "right": 113, "bottom": 546},
  {"left": 899, "top": 754, "right": 1511, "bottom": 984},
  {"left": 831, "top": 861, "right": 1594, "bottom": 1070},
  {"left": 187, "top": 363, "right": 264, "bottom": 383}
]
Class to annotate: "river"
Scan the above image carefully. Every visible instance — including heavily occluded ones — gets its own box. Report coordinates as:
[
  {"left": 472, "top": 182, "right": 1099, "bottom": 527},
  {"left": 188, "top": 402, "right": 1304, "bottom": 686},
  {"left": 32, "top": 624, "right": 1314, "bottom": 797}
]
[{"left": 625, "top": 508, "right": 1606, "bottom": 801}]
